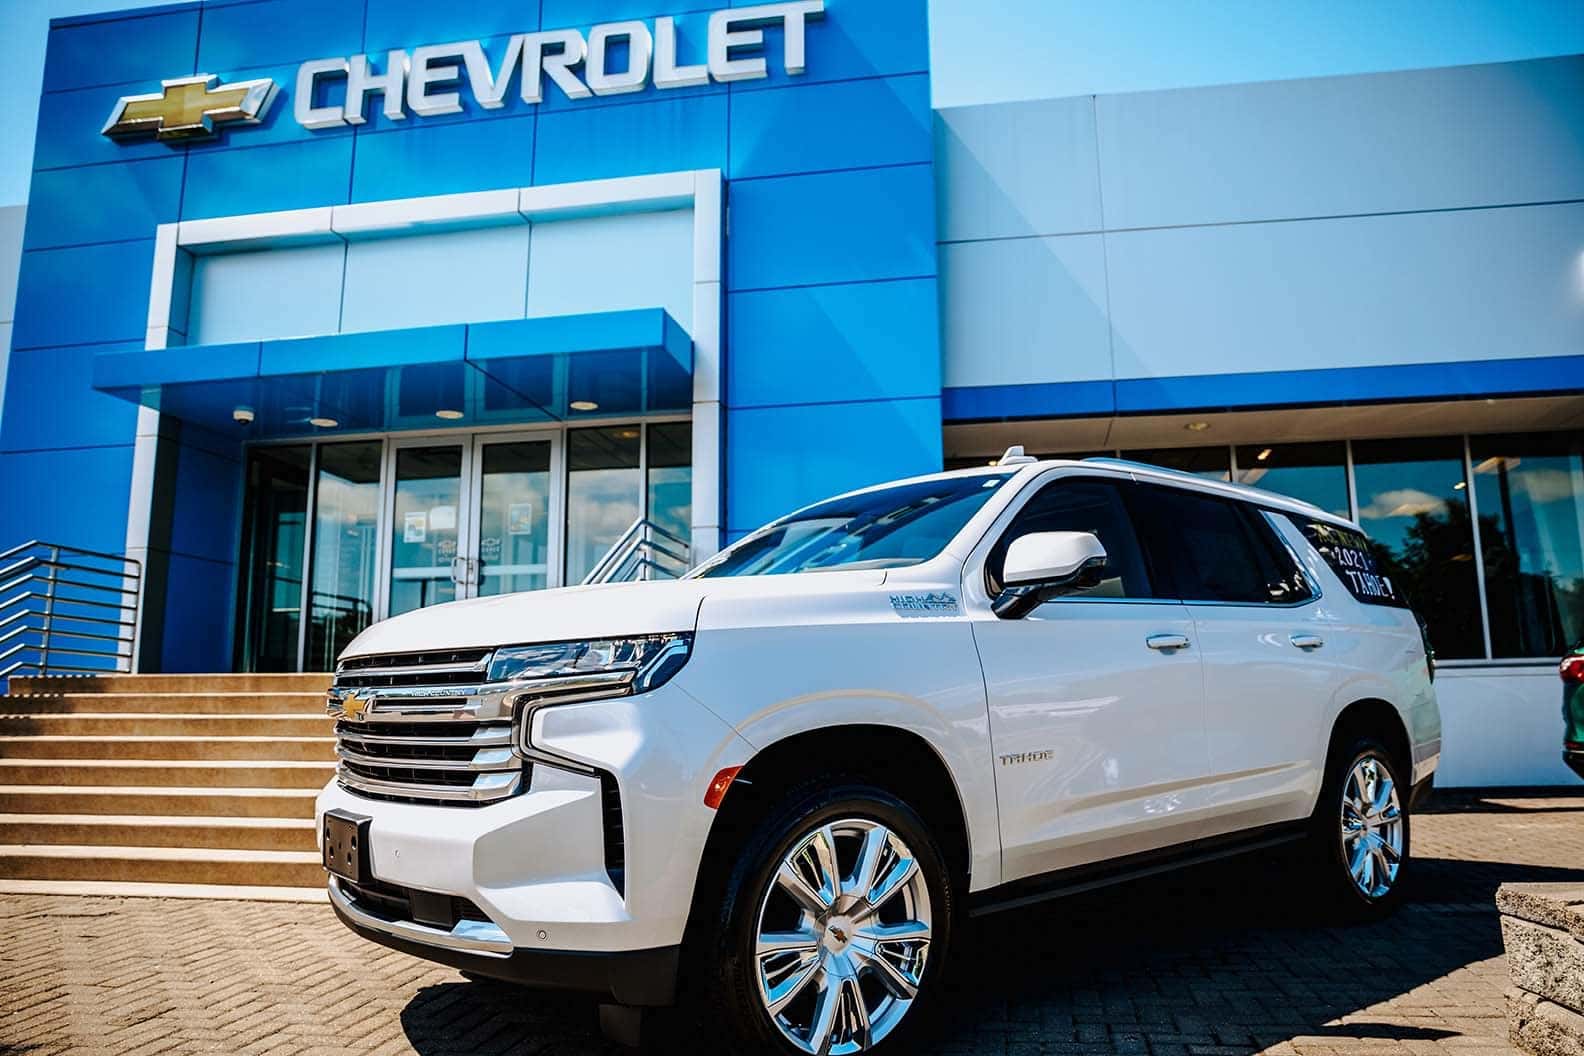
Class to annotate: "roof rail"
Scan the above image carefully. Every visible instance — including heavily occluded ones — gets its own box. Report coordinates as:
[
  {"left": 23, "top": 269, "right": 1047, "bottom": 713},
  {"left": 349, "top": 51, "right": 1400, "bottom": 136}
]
[{"left": 1080, "top": 456, "right": 1337, "bottom": 519}]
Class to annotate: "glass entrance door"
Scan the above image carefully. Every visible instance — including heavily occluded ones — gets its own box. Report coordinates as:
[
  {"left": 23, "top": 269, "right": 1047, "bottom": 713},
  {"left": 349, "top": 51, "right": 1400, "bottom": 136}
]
[
  {"left": 386, "top": 443, "right": 468, "bottom": 618},
  {"left": 472, "top": 437, "right": 559, "bottom": 597}
]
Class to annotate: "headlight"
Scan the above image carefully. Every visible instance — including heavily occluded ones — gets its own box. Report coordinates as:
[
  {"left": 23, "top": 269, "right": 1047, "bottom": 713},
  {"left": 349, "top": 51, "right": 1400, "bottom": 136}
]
[{"left": 487, "top": 634, "right": 692, "bottom": 693}]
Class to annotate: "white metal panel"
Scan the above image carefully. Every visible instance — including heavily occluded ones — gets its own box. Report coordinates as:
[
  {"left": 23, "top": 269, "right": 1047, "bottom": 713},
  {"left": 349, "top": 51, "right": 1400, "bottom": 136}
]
[
  {"left": 340, "top": 225, "right": 532, "bottom": 333},
  {"left": 1105, "top": 201, "right": 1584, "bottom": 380},
  {"left": 940, "top": 234, "right": 1113, "bottom": 389},
  {"left": 186, "top": 242, "right": 347, "bottom": 345},
  {"left": 935, "top": 96, "right": 1104, "bottom": 243},
  {"left": 1435, "top": 665, "right": 1576, "bottom": 787},
  {"left": 526, "top": 209, "right": 695, "bottom": 328},
  {"left": 1096, "top": 56, "right": 1584, "bottom": 231}
]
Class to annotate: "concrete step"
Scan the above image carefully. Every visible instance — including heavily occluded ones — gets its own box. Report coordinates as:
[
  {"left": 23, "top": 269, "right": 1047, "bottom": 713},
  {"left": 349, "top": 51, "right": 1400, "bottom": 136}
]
[
  {"left": 0, "top": 813, "right": 317, "bottom": 851},
  {"left": 0, "top": 878, "right": 326, "bottom": 902},
  {"left": 0, "top": 785, "right": 321, "bottom": 818},
  {"left": 0, "top": 844, "right": 325, "bottom": 887},
  {"left": 0, "top": 713, "right": 333, "bottom": 737},
  {"left": 0, "top": 759, "right": 334, "bottom": 789},
  {"left": 0, "top": 735, "right": 337, "bottom": 762},
  {"left": 0, "top": 692, "right": 329, "bottom": 715},
  {"left": 8, "top": 674, "right": 333, "bottom": 695}
]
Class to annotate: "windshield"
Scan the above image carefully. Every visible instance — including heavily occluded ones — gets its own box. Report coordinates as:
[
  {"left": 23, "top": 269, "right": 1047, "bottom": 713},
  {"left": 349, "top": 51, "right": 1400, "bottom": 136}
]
[{"left": 692, "top": 473, "right": 1014, "bottom": 578}]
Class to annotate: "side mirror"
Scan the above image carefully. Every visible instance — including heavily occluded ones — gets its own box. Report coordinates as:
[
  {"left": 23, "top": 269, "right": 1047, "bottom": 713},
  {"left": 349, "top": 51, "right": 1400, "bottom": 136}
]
[{"left": 993, "top": 531, "right": 1108, "bottom": 619}]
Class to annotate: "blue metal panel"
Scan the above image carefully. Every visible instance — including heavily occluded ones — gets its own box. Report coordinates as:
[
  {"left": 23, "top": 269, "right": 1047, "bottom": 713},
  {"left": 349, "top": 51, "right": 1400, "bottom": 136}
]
[
  {"left": 168, "top": 440, "right": 244, "bottom": 566},
  {"left": 935, "top": 97, "right": 1105, "bottom": 241},
  {"left": 727, "top": 164, "right": 936, "bottom": 290},
  {"left": 43, "top": 7, "right": 199, "bottom": 92},
  {"left": 94, "top": 342, "right": 263, "bottom": 393},
  {"left": 534, "top": 11, "right": 722, "bottom": 115},
  {"left": 727, "top": 0, "right": 928, "bottom": 87},
  {"left": 262, "top": 325, "right": 467, "bottom": 375},
  {"left": 725, "top": 397, "right": 941, "bottom": 532},
  {"left": 199, "top": 0, "right": 366, "bottom": 74},
  {"left": 350, "top": 117, "right": 536, "bottom": 202},
  {"left": 181, "top": 139, "right": 355, "bottom": 220},
  {"left": 158, "top": 553, "right": 237, "bottom": 672},
  {"left": 941, "top": 381, "right": 1118, "bottom": 423},
  {"left": 728, "top": 278, "right": 939, "bottom": 407},
  {"left": 363, "top": 0, "right": 539, "bottom": 54},
  {"left": 11, "top": 241, "right": 153, "bottom": 351},
  {"left": 540, "top": 0, "right": 713, "bottom": 25},
  {"left": 2, "top": 344, "right": 143, "bottom": 454},
  {"left": 729, "top": 74, "right": 930, "bottom": 180},
  {"left": 32, "top": 85, "right": 176, "bottom": 171},
  {"left": 533, "top": 95, "right": 727, "bottom": 185},
  {"left": 939, "top": 235, "right": 1113, "bottom": 390},
  {"left": 23, "top": 158, "right": 184, "bottom": 250},
  {"left": 0, "top": 447, "right": 134, "bottom": 554}
]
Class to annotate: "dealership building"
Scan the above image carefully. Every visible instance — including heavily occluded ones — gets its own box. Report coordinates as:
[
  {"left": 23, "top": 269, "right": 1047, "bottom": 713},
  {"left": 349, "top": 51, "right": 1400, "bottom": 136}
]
[{"left": 0, "top": 0, "right": 1580, "bottom": 786}]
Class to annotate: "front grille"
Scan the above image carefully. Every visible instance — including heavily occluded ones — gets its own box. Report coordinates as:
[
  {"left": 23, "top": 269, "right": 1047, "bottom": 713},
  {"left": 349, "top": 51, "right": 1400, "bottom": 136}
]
[{"left": 330, "top": 649, "right": 524, "bottom": 807}]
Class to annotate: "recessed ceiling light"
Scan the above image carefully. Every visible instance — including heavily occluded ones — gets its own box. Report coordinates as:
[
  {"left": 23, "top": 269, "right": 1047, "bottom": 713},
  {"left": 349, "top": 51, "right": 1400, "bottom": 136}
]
[
  {"left": 435, "top": 409, "right": 464, "bottom": 420},
  {"left": 232, "top": 406, "right": 255, "bottom": 424},
  {"left": 1185, "top": 421, "right": 1211, "bottom": 432},
  {"left": 569, "top": 400, "right": 599, "bottom": 412},
  {"left": 309, "top": 416, "right": 339, "bottom": 429},
  {"left": 1256, "top": 448, "right": 1272, "bottom": 462},
  {"left": 616, "top": 429, "right": 640, "bottom": 440},
  {"left": 1453, "top": 481, "right": 1466, "bottom": 491}
]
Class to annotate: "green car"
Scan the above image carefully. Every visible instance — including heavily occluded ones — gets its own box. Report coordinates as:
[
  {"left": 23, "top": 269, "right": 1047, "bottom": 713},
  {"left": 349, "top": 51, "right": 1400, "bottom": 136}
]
[{"left": 1564, "top": 647, "right": 1584, "bottom": 780}]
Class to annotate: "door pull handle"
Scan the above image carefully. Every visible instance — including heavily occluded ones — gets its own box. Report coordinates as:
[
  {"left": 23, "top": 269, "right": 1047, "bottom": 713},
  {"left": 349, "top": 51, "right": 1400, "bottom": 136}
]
[
  {"left": 1146, "top": 634, "right": 1190, "bottom": 651},
  {"left": 1290, "top": 633, "right": 1325, "bottom": 650}
]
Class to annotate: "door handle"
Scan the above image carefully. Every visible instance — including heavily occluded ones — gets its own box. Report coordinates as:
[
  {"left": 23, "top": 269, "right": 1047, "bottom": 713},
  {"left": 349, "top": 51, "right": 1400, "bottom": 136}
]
[
  {"left": 1290, "top": 633, "right": 1325, "bottom": 650},
  {"left": 1146, "top": 634, "right": 1190, "bottom": 652}
]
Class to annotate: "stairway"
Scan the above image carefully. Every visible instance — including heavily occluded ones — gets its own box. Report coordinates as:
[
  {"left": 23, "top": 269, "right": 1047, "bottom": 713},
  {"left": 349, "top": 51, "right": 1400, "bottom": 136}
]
[{"left": 0, "top": 672, "right": 334, "bottom": 900}]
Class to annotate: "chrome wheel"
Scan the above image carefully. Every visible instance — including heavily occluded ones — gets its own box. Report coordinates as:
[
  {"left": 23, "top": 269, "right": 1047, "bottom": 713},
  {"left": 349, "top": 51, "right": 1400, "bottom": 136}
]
[
  {"left": 753, "top": 818, "right": 932, "bottom": 1054},
  {"left": 1340, "top": 755, "right": 1404, "bottom": 899}
]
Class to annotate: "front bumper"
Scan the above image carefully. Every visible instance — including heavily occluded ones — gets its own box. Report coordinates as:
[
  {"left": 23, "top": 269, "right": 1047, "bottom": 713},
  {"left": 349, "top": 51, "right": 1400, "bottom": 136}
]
[
  {"left": 316, "top": 682, "right": 754, "bottom": 976},
  {"left": 328, "top": 876, "right": 680, "bottom": 1005}
]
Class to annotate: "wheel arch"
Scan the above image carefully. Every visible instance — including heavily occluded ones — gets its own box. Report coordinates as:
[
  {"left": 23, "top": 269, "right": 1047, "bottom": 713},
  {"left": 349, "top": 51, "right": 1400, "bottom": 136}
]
[{"left": 1326, "top": 697, "right": 1413, "bottom": 784}]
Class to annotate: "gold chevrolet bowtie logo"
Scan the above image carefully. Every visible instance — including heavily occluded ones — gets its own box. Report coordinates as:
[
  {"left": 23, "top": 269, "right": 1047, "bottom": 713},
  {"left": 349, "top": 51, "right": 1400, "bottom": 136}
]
[{"left": 102, "top": 74, "right": 277, "bottom": 142}]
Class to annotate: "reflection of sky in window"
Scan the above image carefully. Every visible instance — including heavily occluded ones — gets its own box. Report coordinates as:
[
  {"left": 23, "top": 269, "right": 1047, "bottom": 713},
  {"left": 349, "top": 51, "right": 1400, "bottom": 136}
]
[{"left": 1354, "top": 456, "right": 1467, "bottom": 556}]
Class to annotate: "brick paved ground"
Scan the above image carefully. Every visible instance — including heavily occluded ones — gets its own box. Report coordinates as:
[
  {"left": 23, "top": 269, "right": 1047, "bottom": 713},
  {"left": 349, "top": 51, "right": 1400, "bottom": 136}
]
[{"left": 2, "top": 790, "right": 1581, "bottom": 1056}]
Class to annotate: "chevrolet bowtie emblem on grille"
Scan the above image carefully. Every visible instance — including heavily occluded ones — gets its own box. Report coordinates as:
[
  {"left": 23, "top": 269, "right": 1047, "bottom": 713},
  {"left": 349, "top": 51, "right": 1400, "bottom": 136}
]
[
  {"left": 102, "top": 74, "right": 278, "bottom": 142},
  {"left": 333, "top": 691, "right": 373, "bottom": 723}
]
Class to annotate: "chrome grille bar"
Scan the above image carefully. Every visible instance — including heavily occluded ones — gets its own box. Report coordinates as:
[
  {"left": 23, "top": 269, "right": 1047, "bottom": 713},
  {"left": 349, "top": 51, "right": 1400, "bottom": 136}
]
[{"left": 330, "top": 648, "right": 523, "bottom": 807}]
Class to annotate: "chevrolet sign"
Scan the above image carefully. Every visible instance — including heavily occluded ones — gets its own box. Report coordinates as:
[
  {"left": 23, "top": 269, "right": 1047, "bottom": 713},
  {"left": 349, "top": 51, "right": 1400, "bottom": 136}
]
[{"left": 104, "top": 1, "right": 823, "bottom": 141}]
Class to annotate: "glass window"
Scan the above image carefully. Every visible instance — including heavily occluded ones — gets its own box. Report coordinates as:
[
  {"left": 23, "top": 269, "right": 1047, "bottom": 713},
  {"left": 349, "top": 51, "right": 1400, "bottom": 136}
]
[
  {"left": 566, "top": 427, "right": 642, "bottom": 584},
  {"left": 646, "top": 422, "right": 692, "bottom": 560},
  {"left": 1131, "top": 486, "right": 1291, "bottom": 604},
  {"left": 1234, "top": 442, "right": 1350, "bottom": 518},
  {"left": 985, "top": 478, "right": 1153, "bottom": 600},
  {"left": 306, "top": 443, "right": 381, "bottom": 671},
  {"left": 1121, "top": 445, "right": 1230, "bottom": 481},
  {"left": 1285, "top": 515, "right": 1408, "bottom": 608},
  {"left": 695, "top": 473, "right": 1013, "bottom": 578},
  {"left": 237, "top": 446, "right": 310, "bottom": 672},
  {"left": 1352, "top": 438, "right": 1482, "bottom": 659},
  {"left": 1470, "top": 432, "right": 1584, "bottom": 658}
]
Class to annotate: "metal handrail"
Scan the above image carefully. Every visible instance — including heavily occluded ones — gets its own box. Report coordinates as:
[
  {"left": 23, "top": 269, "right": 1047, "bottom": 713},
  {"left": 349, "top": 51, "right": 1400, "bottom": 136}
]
[
  {"left": 582, "top": 518, "right": 692, "bottom": 585},
  {"left": 0, "top": 541, "right": 143, "bottom": 680}
]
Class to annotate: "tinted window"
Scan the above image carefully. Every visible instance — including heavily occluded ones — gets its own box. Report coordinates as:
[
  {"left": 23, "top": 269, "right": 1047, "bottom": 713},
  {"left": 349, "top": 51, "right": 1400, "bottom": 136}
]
[
  {"left": 986, "top": 478, "right": 1153, "bottom": 600},
  {"left": 1287, "top": 515, "right": 1410, "bottom": 609},
  {"left": 1134, "top": 486, "right": 1309, "bottom": 604}
]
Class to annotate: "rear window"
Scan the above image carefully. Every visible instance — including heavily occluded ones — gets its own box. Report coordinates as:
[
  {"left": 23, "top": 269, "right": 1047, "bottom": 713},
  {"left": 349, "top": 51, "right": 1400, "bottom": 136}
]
[{"left": 1286, "top": 515, "right": 1410, "bottom": 608}]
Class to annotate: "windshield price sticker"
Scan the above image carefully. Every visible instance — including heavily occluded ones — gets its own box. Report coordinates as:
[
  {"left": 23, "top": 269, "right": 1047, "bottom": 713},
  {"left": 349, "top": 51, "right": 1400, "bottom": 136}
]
[{"left": 889, "top": 592, "right": 960, "bottom": 618}]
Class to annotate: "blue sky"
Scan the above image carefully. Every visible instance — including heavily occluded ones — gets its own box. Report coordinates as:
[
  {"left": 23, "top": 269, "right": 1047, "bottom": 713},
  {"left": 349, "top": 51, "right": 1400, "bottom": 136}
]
[{"left": 3, "top": 0, "right": 1582, "bottom": 204}]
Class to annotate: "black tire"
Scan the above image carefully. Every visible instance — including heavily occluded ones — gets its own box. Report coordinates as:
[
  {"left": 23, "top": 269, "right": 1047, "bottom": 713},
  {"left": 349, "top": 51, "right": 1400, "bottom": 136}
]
[
  {"left": 1305, "top": 734, "right": 1412, "bottom": 921},
  {"left": 706, "top": 779, "right": 955, "bottom": 1055}
]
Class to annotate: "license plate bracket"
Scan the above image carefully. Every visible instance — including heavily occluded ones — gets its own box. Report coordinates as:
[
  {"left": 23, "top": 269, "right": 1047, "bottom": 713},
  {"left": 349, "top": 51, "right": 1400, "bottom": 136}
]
[{"left": 322, "top": 809, "right": 372, "bottom": 885}]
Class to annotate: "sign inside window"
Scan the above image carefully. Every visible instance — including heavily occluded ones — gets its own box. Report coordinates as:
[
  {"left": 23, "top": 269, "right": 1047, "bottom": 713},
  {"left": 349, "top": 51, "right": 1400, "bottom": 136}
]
[{"left": 1287, "top": 517, "right": 1409, "bottom": 608}]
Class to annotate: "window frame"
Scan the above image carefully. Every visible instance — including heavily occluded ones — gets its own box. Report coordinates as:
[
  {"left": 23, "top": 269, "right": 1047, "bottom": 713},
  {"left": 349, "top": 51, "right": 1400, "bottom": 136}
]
[{"left": 982, "top": 474, "right": 1161, "bottom": 603}]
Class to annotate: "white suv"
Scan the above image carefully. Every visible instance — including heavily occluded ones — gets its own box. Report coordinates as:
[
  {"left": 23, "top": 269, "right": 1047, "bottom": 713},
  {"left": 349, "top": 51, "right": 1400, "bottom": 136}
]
[{"left": 318, "top": 456, "right": 1441, "bottom": 1053}]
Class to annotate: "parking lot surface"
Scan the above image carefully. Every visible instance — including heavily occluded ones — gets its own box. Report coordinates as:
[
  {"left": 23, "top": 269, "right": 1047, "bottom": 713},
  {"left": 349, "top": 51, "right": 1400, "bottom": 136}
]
[{"left": 3, "top": 790, "right": 1582, "bottom": 1056}]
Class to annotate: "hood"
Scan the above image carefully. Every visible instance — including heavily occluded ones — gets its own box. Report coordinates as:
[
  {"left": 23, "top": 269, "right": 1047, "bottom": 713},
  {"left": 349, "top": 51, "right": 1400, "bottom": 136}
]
[{"left": 339, "top": 569, "right": 886, "bottom": 660}]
